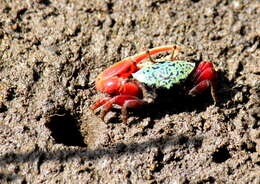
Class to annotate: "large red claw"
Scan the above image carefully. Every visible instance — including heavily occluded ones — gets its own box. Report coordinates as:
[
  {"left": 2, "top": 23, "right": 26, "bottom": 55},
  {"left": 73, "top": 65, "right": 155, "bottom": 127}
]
[{"left": 96, "top": 45, "right": 178, "bottom": 81}]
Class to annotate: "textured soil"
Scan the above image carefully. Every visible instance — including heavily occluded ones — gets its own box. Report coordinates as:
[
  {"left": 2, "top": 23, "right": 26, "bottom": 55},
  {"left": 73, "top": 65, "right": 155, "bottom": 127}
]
[{"left": 0, "top": 0, "right": 259, "bottom": 183}]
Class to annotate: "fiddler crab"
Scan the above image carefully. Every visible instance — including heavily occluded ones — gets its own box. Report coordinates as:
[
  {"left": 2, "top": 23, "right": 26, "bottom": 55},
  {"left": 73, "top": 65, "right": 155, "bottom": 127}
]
[{"left": 91, "top": 45, "right": 218, "bottom": 123}]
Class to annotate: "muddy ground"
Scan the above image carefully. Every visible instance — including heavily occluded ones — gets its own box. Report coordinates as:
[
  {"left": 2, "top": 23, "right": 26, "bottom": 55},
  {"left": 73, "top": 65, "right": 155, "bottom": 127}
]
[{"left": 0, "top": 0, "right": 259, "bottom": 183}]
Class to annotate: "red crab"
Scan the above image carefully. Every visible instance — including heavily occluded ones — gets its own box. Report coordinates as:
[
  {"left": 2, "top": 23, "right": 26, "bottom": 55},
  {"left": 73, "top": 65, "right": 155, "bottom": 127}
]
[{"left": 91, "top": 45, "right": 217, "bottom": 123}]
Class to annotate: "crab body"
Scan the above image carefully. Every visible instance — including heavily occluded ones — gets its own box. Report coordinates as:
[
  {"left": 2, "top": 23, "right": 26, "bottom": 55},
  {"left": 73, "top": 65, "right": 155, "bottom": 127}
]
[
  {"left": 132, "top": 61, "right": 195, "bottom": 89},
  {"left": 91, "top": 45, "right": 218, "bottom": 123}
]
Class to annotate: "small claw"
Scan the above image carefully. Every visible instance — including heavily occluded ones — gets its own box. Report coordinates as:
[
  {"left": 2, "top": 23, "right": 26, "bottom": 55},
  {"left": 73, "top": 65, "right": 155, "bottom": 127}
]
[
  {"left": 189, "top": 61, "right": 218, "bottom": 104},
  {"left": 192, "top": 61, "right": 215, "bottom": 83}
]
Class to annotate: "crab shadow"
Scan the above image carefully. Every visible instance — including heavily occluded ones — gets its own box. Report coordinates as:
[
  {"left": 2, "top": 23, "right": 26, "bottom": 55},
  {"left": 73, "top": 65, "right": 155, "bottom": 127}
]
[
  {"left": 136, "top": 89, "right": 213, "bottom": 120},
  {"left": 0, "top": 135, "right": 203, "bottom": 183},
  {"left": 0, "top": 134, "right": 203, "bottom": 170}
]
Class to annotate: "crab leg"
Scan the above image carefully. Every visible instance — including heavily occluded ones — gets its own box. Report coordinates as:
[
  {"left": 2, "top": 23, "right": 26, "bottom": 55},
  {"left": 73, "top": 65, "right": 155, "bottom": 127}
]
[
  {"left": 95, "top": 95, "right": 145, "bottom": 123},
  {"left": 90, "top": 96, "right": 112, "bottom": 112},
  {"left": 121, "top": 99, "right": 145, "bottom": 123}
]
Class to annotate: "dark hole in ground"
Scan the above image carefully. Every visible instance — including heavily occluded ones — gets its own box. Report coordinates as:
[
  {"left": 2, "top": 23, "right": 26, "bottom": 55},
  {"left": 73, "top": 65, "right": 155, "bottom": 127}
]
[
  {"left": 212, "top": 146, "right": 231, "bottom": 163},
  {"left": 46, "top": 111, "right": 86, "bottom": 147}
]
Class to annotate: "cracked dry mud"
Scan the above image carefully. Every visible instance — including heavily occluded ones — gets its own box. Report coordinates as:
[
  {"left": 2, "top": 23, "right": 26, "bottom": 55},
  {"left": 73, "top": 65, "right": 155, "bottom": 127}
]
[{"left": 0, "top": 0, "right": 259, "bottom": 183}]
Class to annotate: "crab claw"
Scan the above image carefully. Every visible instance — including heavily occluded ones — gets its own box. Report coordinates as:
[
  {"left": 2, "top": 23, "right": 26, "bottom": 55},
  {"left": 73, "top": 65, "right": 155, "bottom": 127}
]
[{"left": 189, "top": 61, "right": 218, "bottom": 104}]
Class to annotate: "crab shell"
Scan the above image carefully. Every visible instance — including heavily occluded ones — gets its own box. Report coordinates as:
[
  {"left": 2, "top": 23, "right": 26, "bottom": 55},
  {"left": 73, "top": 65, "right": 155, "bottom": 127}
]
[{"left": 132, "top": 61, "right": 195, "bottom": 89}]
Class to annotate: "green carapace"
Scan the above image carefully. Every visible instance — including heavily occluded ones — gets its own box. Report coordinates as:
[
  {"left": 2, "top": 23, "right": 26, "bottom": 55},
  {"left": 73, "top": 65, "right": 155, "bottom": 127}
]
[{"left": 132, "top": 61, "right": 195, "bottom": 89}]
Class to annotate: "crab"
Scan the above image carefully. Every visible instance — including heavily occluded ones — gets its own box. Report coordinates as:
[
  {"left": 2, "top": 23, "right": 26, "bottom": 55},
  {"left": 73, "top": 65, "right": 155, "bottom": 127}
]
[{"left": 91, "top": 45, "right": 217, "bottom": 123}]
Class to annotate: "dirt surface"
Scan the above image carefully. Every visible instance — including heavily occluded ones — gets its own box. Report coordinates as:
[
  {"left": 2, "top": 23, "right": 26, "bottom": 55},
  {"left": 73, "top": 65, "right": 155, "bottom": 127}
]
[{"left": 0, "top": 0, "right": 259, "bottom": 183}]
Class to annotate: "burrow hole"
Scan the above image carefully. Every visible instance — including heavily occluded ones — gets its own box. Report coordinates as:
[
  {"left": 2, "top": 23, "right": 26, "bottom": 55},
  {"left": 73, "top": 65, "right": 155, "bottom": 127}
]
[
  {"left": 212, "top": 146, "right": 231, "bottom": 163},
  {"left": 46, "top": 110, "right": 86, "bottom": 147}
]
